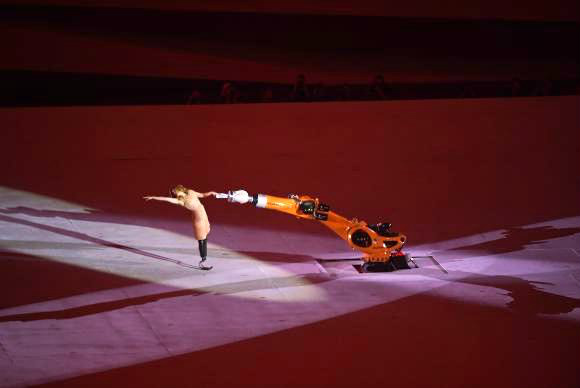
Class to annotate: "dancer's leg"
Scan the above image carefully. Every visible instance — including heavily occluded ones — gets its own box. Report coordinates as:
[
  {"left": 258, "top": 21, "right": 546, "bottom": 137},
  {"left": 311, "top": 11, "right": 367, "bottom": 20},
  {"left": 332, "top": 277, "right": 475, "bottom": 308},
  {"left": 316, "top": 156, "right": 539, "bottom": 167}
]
[
  {"left": 197, "top": 239, "right": 212, "bottom": 270},
  {"left": 198, "top": 239, "right": 207, "bottom": 260}
]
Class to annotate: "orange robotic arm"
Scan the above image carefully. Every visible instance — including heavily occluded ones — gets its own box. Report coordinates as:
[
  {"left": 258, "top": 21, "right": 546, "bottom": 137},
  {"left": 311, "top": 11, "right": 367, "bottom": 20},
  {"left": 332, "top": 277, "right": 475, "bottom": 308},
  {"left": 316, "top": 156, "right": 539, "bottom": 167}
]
[{"left": 223, "top": 190, "right": 406, "bottom": 263}]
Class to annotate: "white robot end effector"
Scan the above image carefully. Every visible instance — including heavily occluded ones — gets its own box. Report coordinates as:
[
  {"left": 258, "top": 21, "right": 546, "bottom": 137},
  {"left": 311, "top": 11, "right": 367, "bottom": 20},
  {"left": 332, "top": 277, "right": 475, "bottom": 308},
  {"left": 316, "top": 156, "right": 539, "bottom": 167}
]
[{"left": 215, "top": 190, "right": 251, "bottom": 204}]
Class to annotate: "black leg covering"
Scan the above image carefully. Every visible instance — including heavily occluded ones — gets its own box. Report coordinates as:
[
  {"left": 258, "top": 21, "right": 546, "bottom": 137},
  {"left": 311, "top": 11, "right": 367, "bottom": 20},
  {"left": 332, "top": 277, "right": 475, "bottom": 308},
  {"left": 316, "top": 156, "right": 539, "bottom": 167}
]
[{"left": 198, "top": 239, "right": 207, "bottom": 259}]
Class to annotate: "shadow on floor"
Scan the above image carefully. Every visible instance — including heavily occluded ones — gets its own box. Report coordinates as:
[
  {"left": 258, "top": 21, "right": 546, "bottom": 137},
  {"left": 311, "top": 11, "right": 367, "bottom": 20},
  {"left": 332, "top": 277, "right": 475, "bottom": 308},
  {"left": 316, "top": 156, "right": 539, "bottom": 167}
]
[
  {"left": 0, "top": 270, "right": 331, "bottom": 323},
  {"left": 450, "top": 225, "right": 580, "bottom": 255},
  {"left": 0, "top": 250, "right": 147, "bottom": 309},
  {"left": 454, "top": 273, "right": 580, "bottom": 314},
  {"left": 31, "top": 283, "right": 580, "bottom": 388},
  {"left": 0, "top": 213, "right": 193, "bottom": 268}
]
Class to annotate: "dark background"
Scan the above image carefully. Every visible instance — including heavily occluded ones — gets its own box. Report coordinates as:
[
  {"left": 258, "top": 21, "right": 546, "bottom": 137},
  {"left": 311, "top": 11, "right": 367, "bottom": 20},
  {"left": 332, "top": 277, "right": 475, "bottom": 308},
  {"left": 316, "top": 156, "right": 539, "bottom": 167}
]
[{"left": 0, "top": 1, "right": 578, "bottom": 105}]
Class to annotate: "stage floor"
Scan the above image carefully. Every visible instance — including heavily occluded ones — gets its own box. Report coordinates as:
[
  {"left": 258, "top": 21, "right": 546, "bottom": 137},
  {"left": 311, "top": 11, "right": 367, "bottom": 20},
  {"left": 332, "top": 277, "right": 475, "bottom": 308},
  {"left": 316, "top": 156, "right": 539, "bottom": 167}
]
[
  {"left": 1, "top": 99, "right": 579, "bottom": 387},
  {"left": 1, "top": 185, "right": 579, "bottom": 388}
]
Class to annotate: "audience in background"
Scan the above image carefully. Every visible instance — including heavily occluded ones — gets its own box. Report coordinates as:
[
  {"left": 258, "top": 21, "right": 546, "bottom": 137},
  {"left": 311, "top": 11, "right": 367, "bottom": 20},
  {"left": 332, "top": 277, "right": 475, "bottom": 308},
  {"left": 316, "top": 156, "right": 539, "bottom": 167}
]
[
  {"left": 180, "top": 75, "right": 574, "bottom": 105},
  {"left": 312, "top": 83, "right": 329, "bottom": 101},
  {"left": 511, "top": 78, "right": 523, "bottom": 97},
  {"left": 291, "top": 74, "right": 310, "bottom": 101},
  {"left": 6, "top": 70, "right": 575, "bottom": 108},
  {"left": 187, "top": 89, "right": 202, "bottom": 104},
  {"left": 532, "top": 80, "right": 553, "bottom": 97},
  {"left": 220, "top": 81, "right": 240, "bottom": 103},
  {"left": 367, "top": 74, "right": 392, "bottom": 100}
]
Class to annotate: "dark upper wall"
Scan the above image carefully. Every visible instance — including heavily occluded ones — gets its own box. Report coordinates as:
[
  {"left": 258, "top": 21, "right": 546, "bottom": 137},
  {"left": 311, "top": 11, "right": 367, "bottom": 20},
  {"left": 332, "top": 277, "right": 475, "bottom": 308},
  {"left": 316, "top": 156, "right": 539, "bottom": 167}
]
[
  {"left": 1, "top": 4, "right": 578, "bottom": 84},
  {"left": 1, "top": 0, "right": 579, "bottom": 22}
]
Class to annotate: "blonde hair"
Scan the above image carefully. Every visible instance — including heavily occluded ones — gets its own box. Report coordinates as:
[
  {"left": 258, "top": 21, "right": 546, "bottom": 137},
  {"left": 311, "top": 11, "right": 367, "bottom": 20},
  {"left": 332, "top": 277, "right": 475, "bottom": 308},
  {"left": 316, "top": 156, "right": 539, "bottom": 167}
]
[{"left": 171, "top": 184, "right": 188, "bottom": 197}]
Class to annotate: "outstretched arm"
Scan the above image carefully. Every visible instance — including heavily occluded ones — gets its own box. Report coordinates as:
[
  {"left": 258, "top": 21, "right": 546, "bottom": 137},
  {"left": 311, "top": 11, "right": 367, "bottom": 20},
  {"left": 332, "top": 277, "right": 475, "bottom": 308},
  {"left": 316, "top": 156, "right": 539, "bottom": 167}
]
[
  {"left": 196, "top": 191, "right": 218, "bottom": 198},
  {"left": 143, "top": 196, "right": 182, "bottom": 206}
]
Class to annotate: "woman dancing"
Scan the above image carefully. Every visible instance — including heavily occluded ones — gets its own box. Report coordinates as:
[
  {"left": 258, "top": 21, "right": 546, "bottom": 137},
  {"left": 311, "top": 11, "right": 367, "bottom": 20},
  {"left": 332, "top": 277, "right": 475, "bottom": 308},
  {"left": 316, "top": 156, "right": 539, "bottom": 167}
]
[{"left": 144, "top": 185, "right": 217, "bottom": 270}]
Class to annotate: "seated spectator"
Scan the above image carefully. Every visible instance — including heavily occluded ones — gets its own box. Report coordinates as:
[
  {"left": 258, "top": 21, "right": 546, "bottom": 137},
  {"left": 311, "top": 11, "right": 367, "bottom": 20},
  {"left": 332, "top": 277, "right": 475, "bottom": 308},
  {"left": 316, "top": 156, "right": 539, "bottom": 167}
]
[
  {"left": 312, "top": 83, "right": 328, "bottom": 101},
  {"left": 511, "top": 78, "right": 523, "bottom": 97},
  {"left": 532, "top": 80, "right": 553, "bottom": 96},
  {"left": 367, "top": 74, "right": 392, "bottom": 100},
  {"left": 291, "top": 74, "right": 310, "bottom": 101},
  {"left": 187, "top": 89, "right": 202, "bottom": 104},
  {"left": 220, "top": 81, "right": 240, "bottom": 104}
]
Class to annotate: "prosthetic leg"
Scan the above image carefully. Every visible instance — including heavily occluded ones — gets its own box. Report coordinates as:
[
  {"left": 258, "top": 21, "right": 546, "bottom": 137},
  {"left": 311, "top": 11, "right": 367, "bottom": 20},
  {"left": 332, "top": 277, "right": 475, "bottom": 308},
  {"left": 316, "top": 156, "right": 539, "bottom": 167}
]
[
  {"left": 197, "top": 239, "right": 212, "bottom": 270},
  {"left": 217, "top": 190, "right": 409, "bottom": 272}
]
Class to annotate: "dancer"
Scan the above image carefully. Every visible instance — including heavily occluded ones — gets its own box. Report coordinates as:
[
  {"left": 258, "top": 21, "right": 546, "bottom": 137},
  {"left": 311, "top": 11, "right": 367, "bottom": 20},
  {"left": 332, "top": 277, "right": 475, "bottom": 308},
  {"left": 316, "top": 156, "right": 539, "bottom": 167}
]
[{"left": 144, "top": 185, "right": 217, "bottom": 270}]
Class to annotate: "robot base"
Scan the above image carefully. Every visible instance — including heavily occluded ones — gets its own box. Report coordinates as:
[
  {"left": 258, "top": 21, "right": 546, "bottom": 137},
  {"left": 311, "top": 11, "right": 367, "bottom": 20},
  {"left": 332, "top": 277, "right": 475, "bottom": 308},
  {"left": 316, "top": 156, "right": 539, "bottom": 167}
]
[{"left": 361, "top": 254, "right": 411, "bottom": 273}]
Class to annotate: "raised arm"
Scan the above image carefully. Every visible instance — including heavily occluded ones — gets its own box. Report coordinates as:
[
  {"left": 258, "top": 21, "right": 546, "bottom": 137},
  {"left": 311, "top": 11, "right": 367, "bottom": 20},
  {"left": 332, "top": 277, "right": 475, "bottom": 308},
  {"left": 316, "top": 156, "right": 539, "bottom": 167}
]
[{"left": 143, "top": 196, "right": 183, "bottom": 206}]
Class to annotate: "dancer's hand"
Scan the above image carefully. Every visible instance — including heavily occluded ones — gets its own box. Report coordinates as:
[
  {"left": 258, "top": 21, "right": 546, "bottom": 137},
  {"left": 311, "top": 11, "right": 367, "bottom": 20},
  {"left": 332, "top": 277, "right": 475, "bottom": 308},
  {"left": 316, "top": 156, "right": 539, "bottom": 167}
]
[{"left": 143, "top": 196, "right": 154, "bottom": 201}]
